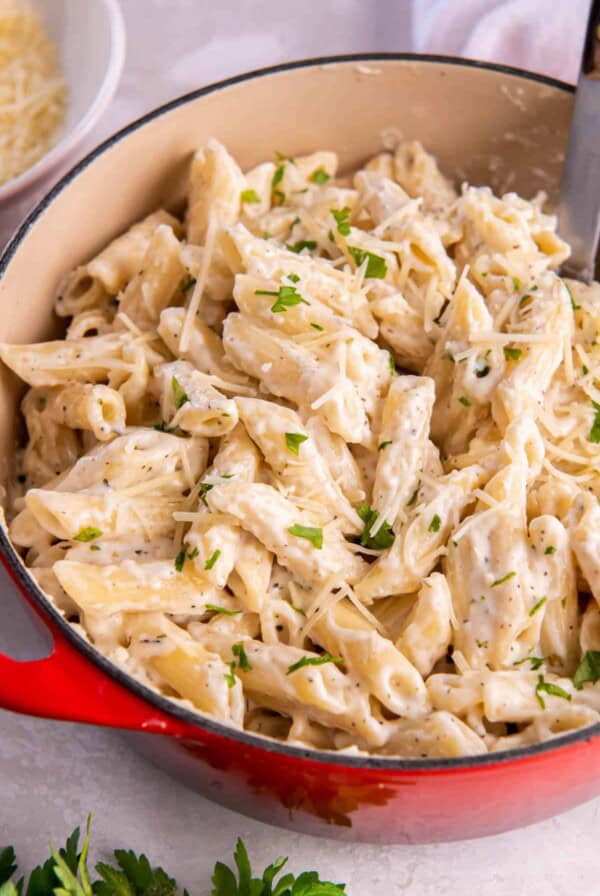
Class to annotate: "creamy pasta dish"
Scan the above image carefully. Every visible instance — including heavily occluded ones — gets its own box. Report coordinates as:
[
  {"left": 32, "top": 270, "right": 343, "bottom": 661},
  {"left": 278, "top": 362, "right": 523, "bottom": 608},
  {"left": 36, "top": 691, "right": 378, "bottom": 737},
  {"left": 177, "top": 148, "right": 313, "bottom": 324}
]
[{"left": 3, "top": 138, "right": 600, "bottom": 759}]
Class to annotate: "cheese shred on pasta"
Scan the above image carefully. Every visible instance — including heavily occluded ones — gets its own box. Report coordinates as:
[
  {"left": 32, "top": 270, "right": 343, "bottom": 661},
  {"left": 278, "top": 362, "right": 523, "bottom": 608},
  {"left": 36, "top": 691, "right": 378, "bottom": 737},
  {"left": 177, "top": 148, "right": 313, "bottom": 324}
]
[
  {"left": 4, "top": 135, "right": 600, "bottom": 760},
  {"left": 0, "top": 0, "right": 67, "bottom": 185}
]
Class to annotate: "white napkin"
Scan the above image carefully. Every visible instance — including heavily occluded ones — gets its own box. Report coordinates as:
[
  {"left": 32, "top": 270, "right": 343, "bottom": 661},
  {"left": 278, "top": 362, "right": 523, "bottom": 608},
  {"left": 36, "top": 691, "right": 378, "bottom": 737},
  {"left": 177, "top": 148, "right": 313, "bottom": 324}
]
[{"left": 413, "top": 0, "right": 590, "bottom": 83}]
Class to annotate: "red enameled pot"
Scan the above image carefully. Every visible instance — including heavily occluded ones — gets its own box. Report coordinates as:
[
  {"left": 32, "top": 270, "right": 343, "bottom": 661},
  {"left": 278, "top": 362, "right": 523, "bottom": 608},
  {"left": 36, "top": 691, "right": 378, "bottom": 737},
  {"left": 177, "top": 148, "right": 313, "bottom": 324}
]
[{"left": 1, "top": 55, "right": 598, "bottom": 844}]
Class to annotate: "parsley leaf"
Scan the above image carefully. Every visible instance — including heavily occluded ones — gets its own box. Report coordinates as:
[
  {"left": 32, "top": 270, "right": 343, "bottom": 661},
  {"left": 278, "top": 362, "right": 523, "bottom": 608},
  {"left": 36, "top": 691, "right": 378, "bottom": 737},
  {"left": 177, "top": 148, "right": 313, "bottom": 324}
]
[
  {"left": 241, "top": 188, "right": 261, "bottom": 204},
  {"left": 255, "top": 285, "right": 310, "bottom": 313},
  {"left": 310, "top": 168, "right": 330, "bottom": 184},
  {"left": 310, "top": 322, "right": 324, "bottom": 331},
  {"left": 388, "top": 352, "right": 396, "bottom": 375},
  {"left": 174, "top": 546, "right": 187, "bottom": 572},
  {"left": 288, "top": 524, "right": 323, "bottom": 549},
  {"left": 73, "top": 527, "right": 102, "bottom": 543},
  {"left": 406, "top": 482, "right": 420, "bottom": 507},
  {"left": 347, "top": 246, "right": 387, "bottom": 278},
  {"left": 204, "top": 549, "right": 221, "bottom": 571},
  {"left": 503, "top": 347, "right": 522, "bottom": 361},
  {"left": 564, "top": 280, "right": 581, "bottom": 310},
  {"left": 357, "top": 503, "right": 394, "bottom": 550},
  {"left": 544, "top": 545, "right": 556, "bottom": 555},
  {"left": 286, "top": 239, "right": 317, "bottom": 254},
  {"left": 0, "top": 848, "right": 16, "bottom": 887},
  {"left": 491, "top": 571, "right": 516, "bottom": 587},
  {"left": 224, "top": 662, "right": 237, "bottom": 688},
  {"left": 206, "top": 604, "right": 241, "bottom": 617},
  {"left": 458, "top": 395, "right": 471, "bottom": 407},
  {"left": 287, "top": 653, "right": 343, "bottom": 675},
  {"left": 285, "top": 432, "right": 308, "bottom": 455},
  {"left": 514, "top": 656, "right": 545, "bottom": 671},
  {"left": 535, "top": 674, "right": 571, "bottom": 709},
  {"left": 589, "top": 401, "right": 600, "bottom": 443},
  {"left": 171, "top": 376, "right": 188, "bottom": 410},
  {"left": 512, "top": 276, "right": 521, "bottom": 291},
  {"left": 271, "top": 164, "right": 285, "bottom": 205},
  {"left": 232, "top": 642, "right": 252, "bottom": 671},
  {"left": 199, "top": 481, "right": 214, "bottom": 507},
  {"left": 378, "top": 440, "right": 392, "bottom": 451},
  {"left": 529, "top": 596, "right": 547, "bottom": 617},
  {"left": 574, "top": 650, "right": 600, "bottom": 689},
  {"left": 331, "top": 207, "right": 351, "bottom": 236},
  {"left": 428, "top": 514, "right": 441, "bottom": 533}
]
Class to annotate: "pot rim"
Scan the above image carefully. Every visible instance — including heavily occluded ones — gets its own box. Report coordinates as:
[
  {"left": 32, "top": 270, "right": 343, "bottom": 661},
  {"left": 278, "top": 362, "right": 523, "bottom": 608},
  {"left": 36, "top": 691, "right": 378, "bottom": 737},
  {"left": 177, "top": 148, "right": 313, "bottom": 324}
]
[{"left": 2, "top": 52, "right": 593, "bottom": 773}]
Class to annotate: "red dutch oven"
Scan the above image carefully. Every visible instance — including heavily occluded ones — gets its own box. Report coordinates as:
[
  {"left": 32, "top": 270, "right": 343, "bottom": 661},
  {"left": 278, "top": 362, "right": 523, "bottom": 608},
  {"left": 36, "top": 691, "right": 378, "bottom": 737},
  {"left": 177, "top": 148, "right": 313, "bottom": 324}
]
[{"left": 1, "top": 55, "right": 598, "bottom": 844}]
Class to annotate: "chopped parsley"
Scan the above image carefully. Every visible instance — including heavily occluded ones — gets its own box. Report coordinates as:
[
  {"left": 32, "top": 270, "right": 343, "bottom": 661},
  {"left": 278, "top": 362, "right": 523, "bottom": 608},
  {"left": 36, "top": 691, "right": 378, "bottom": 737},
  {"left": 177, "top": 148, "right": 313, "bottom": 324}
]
[
  {"left": 73, "top": 527, "right": 102, "bottom": 542},
  {"left": 286, "top": 653, "right": 343, "bottom": 675},
  {"left": 519, "top": 294, "right": 533, "bottom": 308},
  {"left": 310, "top": 322, "right": 324, "bottom": 331},
  {"left": 271, "top": 164, "right": 285, "bottom": 205},
  {"left": 204, "top": 549, "right": 221, "bottom": 571},
  {"left": 89, "top": 544, "right": 101, "bottom": 552},
  {"left": 388, "top": 352, "right": 396, "bottom": 375},
  {"left": 287, "top": 524, "right": 323, "bottom": 549},
  {"left": 224, "top": 661, "right": 237, "bottom": 687},
  {"left": 286, "top": 239, "right": 317, "bottom": 254},
  {"left": 535, "top": 674, "right": 571, "bottom": 709},
  {"left": 288, "top": 601, "right": 306, "bottom": 617},
  {"left": 544, "top": 545, "right": 556, "bottom": 555},
  {"left": 529, "top": 596, "right": 547, "bottom": 617},
  {"left": 285, "top": 432, "right": 308, "bottom": 455},
  {"left": 378, "top": 440, "right": 392, "bottom": 451},
  {"left": 174, "top": 546, "right": 187, "bottom": 572},
  {"left": 406, "top": 482, "right": 420, "bottom": 507},
  {"left": 564, "top": 280, "right": 580, "bottom": 310},
  {"left": 458, "top": 395, "right": 471, "bottom": 407},
  {"left": 574, "top": 650, "right": 600, "bottom": 689},
  {"left": 428, "top": 514, "right": 441, "bottom": 533},
  {"left": 589, "top": 401, "right": 600, "bottom": 443},
  {"left": 512, "top": 277, "right": 522, "bottom": 291},
  {"left": 255, "top": 284, "right": 309, "bottom": 313},
  {"left": 583, "top": 365, "right": 590, "bottom": 376},
  {"left": 181, "top": 276, "right": 197, "bottom": 292},
  {"left": 503, "top": 347, "right": 522, "bottom": 361},
  {"left": 206, "top": 603, "right": 241, "bottom": 616},
  {"left": 171, "top": 376, "right": 189, "bottom": 410},
  {"left": 491, "top": 571, "right": 516, "bottom": 587},
  {"left": 514, "top": 655, "right": 545, "bottom": 670},
  {"left": 347, "top": 246, "right": 387, "bottom": 279},
  {"left": 357, "top": 503, "right": 394, "bottom": 550},
  {"left": 199, "top": 481, "right": 214, "bottom": 507},
  {"left": 232, "top": 642, "right": 252, "bottom": 672},
  {"left": 241, "top": 188, "right": 261, "bottom": 204},
  {"left": 310, "top": 168, "right": 330, "bottom": 184},
  {"left": 287, "top": 272, "right": 300, "bottom": 283},
  {"left": 331, "top": 206, "right": 351, "bottom": 236}
]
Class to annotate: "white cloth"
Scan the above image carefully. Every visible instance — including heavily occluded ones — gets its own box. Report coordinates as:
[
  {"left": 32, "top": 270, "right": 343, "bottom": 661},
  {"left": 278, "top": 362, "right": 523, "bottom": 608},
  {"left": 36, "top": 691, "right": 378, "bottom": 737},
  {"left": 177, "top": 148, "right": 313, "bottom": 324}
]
[{"left": 413, "top": 0, "right": 591, "bottom": 83}]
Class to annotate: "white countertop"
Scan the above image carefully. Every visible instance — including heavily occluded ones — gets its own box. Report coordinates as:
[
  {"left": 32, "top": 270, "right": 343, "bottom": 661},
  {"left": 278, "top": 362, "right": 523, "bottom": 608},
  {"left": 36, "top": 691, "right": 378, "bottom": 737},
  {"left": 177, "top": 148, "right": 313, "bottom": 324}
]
[{"left": 1, "top": 2, "right": 597, "bottom": 891}]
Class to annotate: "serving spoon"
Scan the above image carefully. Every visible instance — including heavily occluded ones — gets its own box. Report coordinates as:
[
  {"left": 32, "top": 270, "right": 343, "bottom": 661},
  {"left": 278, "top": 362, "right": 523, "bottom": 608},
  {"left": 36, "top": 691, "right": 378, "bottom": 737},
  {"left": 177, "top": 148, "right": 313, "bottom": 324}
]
[{"left": 558, "top": 0, "right": 600, "bottom": 282}]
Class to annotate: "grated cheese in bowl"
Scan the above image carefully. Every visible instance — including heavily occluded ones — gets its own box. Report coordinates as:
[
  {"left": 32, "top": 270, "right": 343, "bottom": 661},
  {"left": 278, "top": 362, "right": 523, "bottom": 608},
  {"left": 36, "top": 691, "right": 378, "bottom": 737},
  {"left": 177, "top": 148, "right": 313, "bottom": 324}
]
[{"left": 0, "top": 0, "right": 67, "bottom": 187}]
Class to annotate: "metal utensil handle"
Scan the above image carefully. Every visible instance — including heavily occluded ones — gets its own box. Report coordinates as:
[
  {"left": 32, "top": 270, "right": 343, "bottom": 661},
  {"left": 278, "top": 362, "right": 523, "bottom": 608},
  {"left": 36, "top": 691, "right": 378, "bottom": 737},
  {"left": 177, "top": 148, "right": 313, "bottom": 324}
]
[{"left": 558, "top": 0, "right": 600, "bottom": 281}]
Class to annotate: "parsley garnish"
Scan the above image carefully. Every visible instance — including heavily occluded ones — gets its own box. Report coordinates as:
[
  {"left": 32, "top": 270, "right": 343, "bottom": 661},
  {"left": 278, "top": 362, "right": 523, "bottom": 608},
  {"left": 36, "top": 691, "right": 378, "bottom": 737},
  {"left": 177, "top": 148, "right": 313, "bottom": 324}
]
[
  {"left": 287, "top": 653, "right": 343, "bottom": 675},
  {"left": 285, "top": 432, "right": 308, "bottom": 455},
  {"left": 310, "top": 322, "right": 324, "bottom": 331},
  {"left": 347, "top": 246, "right": 387, "bottom": 278},
  {"left": 204, "top": 549, "right": 221, "bottom": 571},
  {"left": 89, "top": 544, "right": 101, "bottom": 552},
  {"left": 428, "top": 514, "right": 441, "bottom": 533},
  {"left": 331, "top": 206, "right": 351, "bottom": 235},
  {"left": 544, "top": 545, "right": 556, "bottom": 555},
  {"left": 287, "top": 524, "right": 323, "bottom": 549},
  {"left": 73, "top": 527, "right": 102, "bottom": 543},
  {"left": 287, "top": 272, "right": 300, "bottom": 283},
  {"left": 491, "top": 571, "right": 516, "bottom": 587},
  {"left": 564, "top": 280, "right": 580, "bottom": 310},
  {"left": 206, "top": 603, "right": 241, "bottom": 616},
  {"left": 388, "top": 352, "right": 396, "bottom": 375},
  {"left": 181, "top": 276, "right": 197, "bottom": 292},
  {"left": 519, "top": 294, "right": 532, "bottom": 307},
  {"left": 589, "top": 401, "right": 600, "bottom": 443},
  {"left": 310, "top": 168, "right": 330, "bottom": 184},
  {"left": 357, "top": 503, "right": 394, "bottom": 550},
  {"left": 512, "top": 277, "right": 521, "bottom": 291},
  {"left": 224, "top": 661, "right": 237, "bottom": 688},
  {"left": 574, "top": 650, "right": 600, "bottom": 689},
  {"left": 174, "top": 544, "right": 190, "bottom": 572},
  {"left": 241, "top": 188, "right": 261, "bottom": 204},
  {"left": 255, "top": 284, "right": 310, "bottom": 313},
  {"left": 529, "top": 596, "right": 547, "bottom": 617},
  {"left": 406, "top": 482, "right": 420, "bottom": 506},
  {"left": 286, "top": 239, "right": 317, "bottom": 254},
  {"left": 535, "top": 674, "right": 571, "bottom": 709},
  {"left": 378, "top": 440, "right": 392, "bottom": 451},
  {"left": 583, "top": 365, "right": 590, "bottom": 375},
  {"left": 504, "top": 347, "right": 522, "bottom": 361},
  {"left": 514, "top": 656, "right": 545, "bottom": 670},
  {"left": 232, "top": 642, "right": 252, "bottom": 671},
  {"left": 271, "top": 164, "right": 285, "bottom": 205},
  {"left": 458, "top": 395, "right": 471, "bottom": 406},
  {"left": 171, "top": 376, "right": 189, "bottom": 410},
  {"left": 199, "top": 481, "right": 213, "bottom": 506}
]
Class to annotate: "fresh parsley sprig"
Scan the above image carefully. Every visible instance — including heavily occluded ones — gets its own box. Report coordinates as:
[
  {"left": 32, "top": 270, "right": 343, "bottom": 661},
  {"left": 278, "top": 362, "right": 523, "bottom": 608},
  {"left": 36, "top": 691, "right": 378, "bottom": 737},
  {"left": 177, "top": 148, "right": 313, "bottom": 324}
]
[{"left": 0, "top": 818, "right": 346, "bottom": 896}]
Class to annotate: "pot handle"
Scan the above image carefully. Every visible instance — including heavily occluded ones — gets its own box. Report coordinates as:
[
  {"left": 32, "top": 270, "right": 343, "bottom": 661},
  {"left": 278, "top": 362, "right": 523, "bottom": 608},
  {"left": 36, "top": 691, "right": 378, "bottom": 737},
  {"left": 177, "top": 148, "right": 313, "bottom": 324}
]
[{"left": 0, "top": 562, "right": 199, "bottom": 738}]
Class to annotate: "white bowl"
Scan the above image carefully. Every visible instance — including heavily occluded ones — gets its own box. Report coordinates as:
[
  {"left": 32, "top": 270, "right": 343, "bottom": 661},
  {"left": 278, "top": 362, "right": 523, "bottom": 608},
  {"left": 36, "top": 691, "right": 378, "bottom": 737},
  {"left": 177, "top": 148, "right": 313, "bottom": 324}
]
[{"left": 0, "top": 0, "right": 126, "bottom": 202}]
